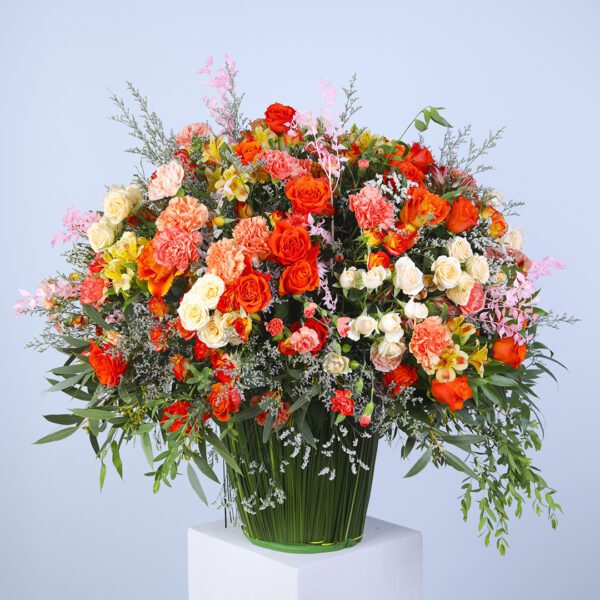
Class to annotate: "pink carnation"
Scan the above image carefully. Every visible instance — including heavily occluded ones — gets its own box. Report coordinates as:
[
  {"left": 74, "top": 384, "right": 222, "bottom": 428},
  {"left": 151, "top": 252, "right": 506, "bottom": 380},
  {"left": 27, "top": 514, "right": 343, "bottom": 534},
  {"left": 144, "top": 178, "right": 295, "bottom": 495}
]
[
  {"left": 262, "top": 150, "right": 311, "bottom": 180},
  {"left": 147, "top": 161, "right": 184, "bottom": 201},
  {"left": 370, "top": 346, "right": 402, "bottom": 373},
  {"left": 348, "top": 186, "right": 395, "bottom": 230},
  {"left": 232, "top": 216, "right": 271, "bottom": 262},
  {"left": 156, "top": 196, "right": 209, "bottom": 233},
  {"left": 289, "top": 326, "right": 320, "bottom": 354},
  {"left": 153, "top": 228, "right": 201, "bottom": 272},
  {"left": 336, "top": 317, "right": 351, "bottom": 337},
  {"left": 80, "top": 274, "right": 107, "bottom": 308},
  {"left": 304, "top": 302, "right": 318, "bottom": 318},
  {"left": 409, "top": 316, "right": 451, "bottom": 371},
  {"left": 357, "top": 158, "right": 370, "bottom": 170},
  {"left": 206, "top": 238, "right": 245, "bottom": 284},
  {"left": 460, "top": 283, "right": 486, "bottom": 315},
  {"left": 175, "top": 122, "right": 212, "bottom": 147},
  {"left": 266, "top": 318, "right": 284, "bottom": 337}
]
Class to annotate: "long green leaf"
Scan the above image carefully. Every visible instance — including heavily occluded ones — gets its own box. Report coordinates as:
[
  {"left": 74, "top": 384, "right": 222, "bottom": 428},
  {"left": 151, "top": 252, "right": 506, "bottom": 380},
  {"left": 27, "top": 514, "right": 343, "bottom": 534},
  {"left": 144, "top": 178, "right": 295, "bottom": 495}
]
[
  {"left": 46, "top": 374, "right": 85, "bottom": 393},
  {"left": 443, "top": 449, "right": 478, "bottom": 478},
  {"left": 44, "top": 414, "right": 83, "bottom": 426},
  {"left": 187, "top": 462, "right": 208, "bottom": 505},
  {"left": 204, "top": 429, "right": 242, "bottom": 475},
  {"left": 404, "top": 447, "right": 432, "bottom": 478},
  {"left": 81, "top": 304, "right": 111, "bottom": 329},
  {"left": 141, "top": 432, "right": 154, "bottom": 469},
  {"left": 70, "top": 408, "right": 114, "bottom": 420},
  {"left": 193, "top": 455, "right": 220, "bottom": 483},
  {"left": 34, "top": 426, "right": 78, "bottom": 445}
]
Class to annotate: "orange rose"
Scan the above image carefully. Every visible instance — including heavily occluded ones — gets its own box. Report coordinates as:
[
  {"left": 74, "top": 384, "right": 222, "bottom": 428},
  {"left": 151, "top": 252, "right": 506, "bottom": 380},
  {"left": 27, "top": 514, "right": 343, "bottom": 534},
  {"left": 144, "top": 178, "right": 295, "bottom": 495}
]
[
  {"left": 268, "top": 220, "right": 312, "bottom": 265},
  {"left": 137, "top": 243, "right": 176, "bottom": 297},
  {"left": 89, "top": 342, "right": 127, "bottom": 387},
  {"left": 234, "top": 270, "right": 272, "bottom": 313},
  {"left": 233, "top": 139, "right": 262, "bottom": 165},
  {"left": 382, "top": 364, "right": 418, "bottom": 395},
  {"left": 264, "top": 103, "right": 296, "bottom": 134},
  {"left": 383, "top": 225, "right": 418, "bottom": 256},
  {"left": 492, "top": 337, "right": 526, "bottom": 368},
  {"left": 445, "top": 196, "right": 479, "bottom": 233},
  {"left": 389, "top": 143, "right": 433, "bottom": 182},
  {"left": 285, "top": 176, "right": 332, "bottom": 215},
  {"left": 481, "top": 206, "right": 508, "bottom": 238},
  {"left": 363, "top": 228, "right": 385, "bottom": 247},
  {"left": 400, "top": 187, "right": 450, "bottom": 228},
  {"left": 368, "top": 251, "right": 390, "bottom": 269},
  {"left": 208, "top": 382, "right": 242, "bottom": 422},
  {"left": 278, "top": 247, "right": 320, "bottom": 295},
  {"left": 431, "top": 376, "right": 472, "bottom": 411}
]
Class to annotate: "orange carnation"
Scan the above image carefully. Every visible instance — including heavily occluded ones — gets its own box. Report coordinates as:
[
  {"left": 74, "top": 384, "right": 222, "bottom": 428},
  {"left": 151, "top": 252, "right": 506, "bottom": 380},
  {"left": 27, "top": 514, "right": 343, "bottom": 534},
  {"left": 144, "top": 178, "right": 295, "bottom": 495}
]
[
  {"left": 285, "top": 176, "right": 332, "bottom": 215},
  {"left": 278, "top": 247, "right": 320, "bottom": 296},
  {"left": 268, "top": 220, "right": 312, "bottom": 265},
  {"left": 383, "top": 364, "right": 418, "bottom": 395},
  {"left": 445, "top": 197, "right": 479, "bottom": 233},
  {"left": 431, "top": 376, "right": 472, "bottom": 411},
  {"left": 492, "top": 337, "right": 526, "bottom": 368},
  {"left": 400, "top": 187, "right": 450, "bottom": 228},
  {"left": 89, "top": 342, "right": 127, "bottom": 387},
  {"left": 233, "top": 139, "right": 262, "bottom": 165},
  {"left": 137, "top": 243, "right": 177, "bottom": 297}
]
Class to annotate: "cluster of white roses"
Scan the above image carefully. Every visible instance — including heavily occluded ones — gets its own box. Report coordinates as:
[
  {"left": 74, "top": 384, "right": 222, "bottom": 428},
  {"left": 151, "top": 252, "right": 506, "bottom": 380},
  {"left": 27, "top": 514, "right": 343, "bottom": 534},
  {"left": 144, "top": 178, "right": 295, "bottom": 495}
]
[
  {"left": 177, "top": 273, "right": 246, "bottom": 348},
  {"left": 431, "top": 237, "right": 490, "bottom": 306},
  {"left": 87, "top": 184, "right": 143, "bottom": 253}
]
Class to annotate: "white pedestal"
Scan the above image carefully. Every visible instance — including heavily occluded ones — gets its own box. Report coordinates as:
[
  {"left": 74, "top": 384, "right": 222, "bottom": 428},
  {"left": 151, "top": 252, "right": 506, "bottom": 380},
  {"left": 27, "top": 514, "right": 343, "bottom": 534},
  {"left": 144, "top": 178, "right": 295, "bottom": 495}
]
[{"left": 188, "top": 516, "right": 422, "bottom": 600}]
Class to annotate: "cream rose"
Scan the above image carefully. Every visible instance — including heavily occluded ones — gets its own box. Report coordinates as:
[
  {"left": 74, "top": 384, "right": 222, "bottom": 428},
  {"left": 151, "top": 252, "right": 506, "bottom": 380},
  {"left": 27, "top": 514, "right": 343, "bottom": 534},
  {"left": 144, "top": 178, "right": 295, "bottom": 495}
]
[
  {"left": 447, "top": 273, "right": 475, "bottom": 306},
  {"left": 189, "top": 273, "right": 225, "bottom": 309},
  {"left": 339, "top": 267, "right": 360, "bottom": 289},
  {"left": 198, "top": 314, "right": 228, "bottom": 348},
  {"left": 323, "top": 352, "right": 351, "bottom": 375},
  {"left": 347, "top": 315, "right": 378, "bottom": 341},
  {"left": 432, "top": 256, "right": 462, "bottom": 290},
  {"left": 503, "top": 228, "right": 524, "bottom": 251},
  {"left": 466, "top": 254, "right": 490, "bottom": 284},
  {"left": 102, "top": 185, "right": 133, "bottom": 226},
  {"left": 377, "top": 338, "right": 406, "bottom": 359},
  {"left": 378, "top": 312, "right": 404, "bottom": 342},
  {"left": 361, "top": 266, "right": 389, "bottom": 290},
  {"left": 178, "top": 295, "right": 210, "bottom": 331},
  {"left": 126, "top": 184, "right": 144, "bottom": 210},
  {"left": 393, "top": 256, "right": 424, "bottom": 296},
  {"left": 87, "top": 218, "right": 115, "bottom": 252},
  {"left": 404, "top": 298, "right": 428, "bottom": 320},
  {"left": 447, "top": 237, "right": 473, "bottom": 263}
]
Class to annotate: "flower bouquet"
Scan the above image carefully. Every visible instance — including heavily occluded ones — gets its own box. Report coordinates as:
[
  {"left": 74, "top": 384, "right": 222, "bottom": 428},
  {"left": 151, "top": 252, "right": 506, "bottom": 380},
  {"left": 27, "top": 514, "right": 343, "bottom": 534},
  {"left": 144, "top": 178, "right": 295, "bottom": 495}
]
[{"left": 17, "top": 58, "right": 573, "bottom": 555}]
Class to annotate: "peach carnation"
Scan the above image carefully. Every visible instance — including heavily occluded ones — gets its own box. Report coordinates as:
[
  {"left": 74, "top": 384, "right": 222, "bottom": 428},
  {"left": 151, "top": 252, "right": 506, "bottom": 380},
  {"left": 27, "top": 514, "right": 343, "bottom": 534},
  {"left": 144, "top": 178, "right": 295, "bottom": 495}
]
[
  {"left": 80, "top": 274, "right": 107, "bottom": 308},
  {"left": 409, "top": 316, "right": 451, "bottom": 371},
  {"left": 232, "top": 216, "right": 271, "bottom": 262},
  {"left": 348, "top": 186, "right": 395, "bottom": 230},
  {"left": 156, "top": 196, "right": 209, "bottom": 233},
  {"left": 153, "top": 228, "right": 201, "bottom": 272},
  {"left": 262, "top": 150, "right": 311, "bottom": 180},
  {"left": 206, "top": 238, "right": 245, "bottom": 284},
  {"left": 148, "top": 161, "right": 184, "bottom": 201},
  {"left": 175, "top": 122, "right": 212, "bottom": 147},
  {"left": 289, "top": 326, "right": 320, "bottom": 354}
]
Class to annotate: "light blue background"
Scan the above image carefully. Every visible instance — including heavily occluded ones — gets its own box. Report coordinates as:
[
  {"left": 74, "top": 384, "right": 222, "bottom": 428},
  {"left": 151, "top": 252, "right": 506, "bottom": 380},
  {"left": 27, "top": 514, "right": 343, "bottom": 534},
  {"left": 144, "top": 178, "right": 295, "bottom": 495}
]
[{"left": 2, "top": 0, "right": 598, "bottom": 598}]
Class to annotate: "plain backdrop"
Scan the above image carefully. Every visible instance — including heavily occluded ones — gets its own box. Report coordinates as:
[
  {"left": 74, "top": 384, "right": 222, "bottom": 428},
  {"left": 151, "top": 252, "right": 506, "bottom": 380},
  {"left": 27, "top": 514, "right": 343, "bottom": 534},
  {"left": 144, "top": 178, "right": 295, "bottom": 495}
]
[{"left": 2, "top": 1, "right": 599, "bottom": 598}]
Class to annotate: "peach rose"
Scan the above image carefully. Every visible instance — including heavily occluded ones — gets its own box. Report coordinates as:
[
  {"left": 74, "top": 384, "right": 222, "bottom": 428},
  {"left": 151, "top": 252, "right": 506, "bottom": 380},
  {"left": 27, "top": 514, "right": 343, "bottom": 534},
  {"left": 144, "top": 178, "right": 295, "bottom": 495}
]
[
  {"left": 147, "top": 161, "right": 184, "bottom": 201},
  {"left": 289, "top": 326, "right": 320, "bottom": 354}
]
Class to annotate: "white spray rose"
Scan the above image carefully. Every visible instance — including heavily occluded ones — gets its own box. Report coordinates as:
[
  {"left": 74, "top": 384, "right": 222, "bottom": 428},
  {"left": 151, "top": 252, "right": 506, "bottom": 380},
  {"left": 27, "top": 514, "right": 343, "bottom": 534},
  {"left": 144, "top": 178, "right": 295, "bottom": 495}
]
[
  {"left": 432, "top": 256, "right": 462, "bottom": 290},
  {"left": 466, "top": 254, "right": 490, "bottom": 284},
  {"left": 503, "top": 228, "right": 524, "bottom": 251},
  {"left": 447, "top": 237, "right": 473, "bottom": 263},
  {"left": 87, "top": 218, "right": 115, "bottom": 252},
  {"left": 347, "top": 315, "right": 378, "bottom": 341},
  {"left": 339, "top": 267, "right": 360, "bottom": 289},
  {"left": 178, "top": 295, "right": 210, "bottom": 331},
  {"left": 103, "top": 185, "right": 133, "bottom": 226},
  {"left": 323, "top": 352, "right": 351, "bottom": 375},
  {"left": 404, "top": 298, "right": 428, "bottom": 320},
  {"left": 393, "top": 256, "right": 424, "bottom": 296},
  {"left": 447, "top": 273, "right": 475, "bottom": 306},
  {"left": 189, "top": 273, "right": 225, "bottom": 309},
  {"left": 198, "top": 314, "right": 228, "bottom": 348},
  {"left": 361, "top": 266, "right": 389, "bottom": 290},
  {"left": 378, "top": 312, "right": 404, "bottom": 342}
]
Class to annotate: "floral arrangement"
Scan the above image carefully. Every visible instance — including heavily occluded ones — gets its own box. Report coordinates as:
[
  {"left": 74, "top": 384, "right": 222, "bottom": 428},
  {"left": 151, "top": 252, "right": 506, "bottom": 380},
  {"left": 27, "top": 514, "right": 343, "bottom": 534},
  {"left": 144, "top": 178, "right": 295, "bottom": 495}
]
[{"left": 17, "top": 58, "right": 574, "bottom": 554}]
